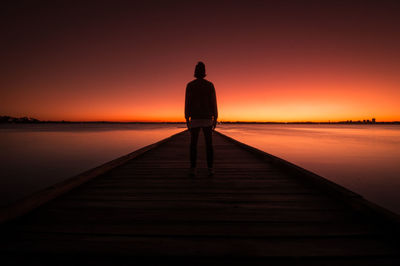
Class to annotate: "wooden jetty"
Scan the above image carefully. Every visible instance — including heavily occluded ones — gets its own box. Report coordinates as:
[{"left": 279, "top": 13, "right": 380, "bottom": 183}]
[{"left": 1, "top": 130, "right": 399, "bottom": 265}]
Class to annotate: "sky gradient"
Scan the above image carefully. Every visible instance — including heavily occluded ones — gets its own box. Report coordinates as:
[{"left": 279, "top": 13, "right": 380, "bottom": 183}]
[{"left": 1, "top": 0, "right": 399, "bottom": 122}]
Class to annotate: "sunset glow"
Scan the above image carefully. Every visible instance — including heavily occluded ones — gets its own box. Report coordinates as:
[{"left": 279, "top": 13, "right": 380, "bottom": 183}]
[{"left": 1, "top": 1, "right": 399, "bottom": 122}]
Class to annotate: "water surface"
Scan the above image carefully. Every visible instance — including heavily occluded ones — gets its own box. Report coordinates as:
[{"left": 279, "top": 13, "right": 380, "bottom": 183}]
[
  {"left": 1, "top": 123, "right": 400, "bottom": 215},
  {"left": 218, "top": 124, "right": 400, "bottom": 214},
  {"left": 0, "top": 124, "right": 183, "bottom": 206}
]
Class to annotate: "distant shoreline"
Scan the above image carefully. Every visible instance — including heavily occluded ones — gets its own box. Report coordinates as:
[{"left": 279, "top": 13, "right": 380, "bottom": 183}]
[
  {"left": 1, "top": 120, "right": 399, "bottom": 125},
  {"left": 2, "top": 115, "right": 400, "bottom": 125}
]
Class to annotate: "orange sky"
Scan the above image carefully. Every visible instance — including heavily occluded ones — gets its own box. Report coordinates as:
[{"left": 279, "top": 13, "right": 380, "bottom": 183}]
[{"left": 1, "top": 1, "right": 399, "bottom": 122}]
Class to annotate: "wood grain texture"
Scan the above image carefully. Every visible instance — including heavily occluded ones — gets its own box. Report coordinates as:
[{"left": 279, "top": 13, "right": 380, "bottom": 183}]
[{"left": 1, "top": 130, "right": 399, "bottom": 265}]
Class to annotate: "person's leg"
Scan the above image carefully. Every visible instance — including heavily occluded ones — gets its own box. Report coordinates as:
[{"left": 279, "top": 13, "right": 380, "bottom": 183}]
[
  {"left": 202, "top": 126, "right": 214, "bottom": 169},
  {"left": 190, "top": 127, "right": 200, "bottom": 168}
]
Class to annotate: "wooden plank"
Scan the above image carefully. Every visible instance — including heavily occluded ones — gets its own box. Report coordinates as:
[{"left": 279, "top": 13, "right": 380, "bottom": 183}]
[
  {"left": 65, "top": 193, "right": 332, "bottom": 202},
  {"left": 83, "top": 183, "right": 310, "bottom": 190},
  {"left": 2, "top": 233, "right": 398, "bottom": 257},
  {"left": 2, "top": 255, "right": 400, "bottom": 266},
  {"left": 41, "top": 199, "right": 345, "bottom": 211},
  {"left": 13, "top": 208, "right": 357, "bottom": 223},
  {"left": 11, "top": 221, "right": 379, "bottom": 237}
]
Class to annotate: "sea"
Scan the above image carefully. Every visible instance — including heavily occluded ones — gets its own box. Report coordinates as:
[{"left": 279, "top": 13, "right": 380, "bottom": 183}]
[{"left": 1, "top": 123, "right": 399, "bottom": 215}]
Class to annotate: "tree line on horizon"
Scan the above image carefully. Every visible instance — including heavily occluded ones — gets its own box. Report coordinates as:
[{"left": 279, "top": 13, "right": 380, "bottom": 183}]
[{"left": 0, "top": 116, "right": 39, "bottom": 123}]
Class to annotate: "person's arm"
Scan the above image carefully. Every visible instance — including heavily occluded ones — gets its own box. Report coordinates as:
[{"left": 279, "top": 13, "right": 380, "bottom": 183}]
[
  {"left": 185, "top": 84, "right": 191, "bottom": 129},
  {"left": 211, "top": 84, "right": 218, "bottom": 130}
]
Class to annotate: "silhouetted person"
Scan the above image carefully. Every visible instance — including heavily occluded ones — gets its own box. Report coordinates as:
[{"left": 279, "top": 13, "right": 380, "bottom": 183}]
[{"left": 185, "top": 61, "right": 218, "bottom": 176}]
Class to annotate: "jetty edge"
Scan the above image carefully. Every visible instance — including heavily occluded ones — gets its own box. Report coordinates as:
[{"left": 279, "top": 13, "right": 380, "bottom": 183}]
[
  {"left": 215, "top": 131, "right": 400, "bottom": 235},
  {"left": 0, "top": 130, "right": 185, "bottom": 224}
]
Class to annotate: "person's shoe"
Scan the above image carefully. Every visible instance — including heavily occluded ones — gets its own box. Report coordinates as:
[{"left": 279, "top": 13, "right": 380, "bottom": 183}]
[
  {"left": 189, "top": 168, "right": 196, "bottom": 177},
  {"left": 208, "top": 168, "right": 214, "bottom": 176}
]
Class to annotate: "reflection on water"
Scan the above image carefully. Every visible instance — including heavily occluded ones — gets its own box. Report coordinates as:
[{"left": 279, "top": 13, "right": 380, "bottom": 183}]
[
  {"left": 0, "top": 124, "right": 184, "bottom": 206},
  {"left": 218, "top": 124, "right": 400, "bottom": 214},
  {"left": 1, "top": 123, "right": 400, "bottom": 215}
]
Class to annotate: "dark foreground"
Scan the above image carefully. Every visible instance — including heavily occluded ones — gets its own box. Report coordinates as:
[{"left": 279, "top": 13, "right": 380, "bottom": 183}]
[{"left": 1, "top": 130, "right": 399, "bottom": 265}]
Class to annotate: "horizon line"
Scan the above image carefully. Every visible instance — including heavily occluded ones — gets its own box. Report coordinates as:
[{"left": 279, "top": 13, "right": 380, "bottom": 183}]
[
  {"left": 2, "top": 115, "right": 400, "bottom": 124},
  {"left": 3, "top": 120, "right": 400, "bottom": 124}
]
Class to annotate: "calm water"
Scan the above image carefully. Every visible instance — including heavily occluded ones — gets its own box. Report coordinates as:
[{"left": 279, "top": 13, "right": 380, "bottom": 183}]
[
  {"left": 1, "top": 124, "right": 399, "bottom": 215},
  {"left": 219, "top": 124, "right": 400, "bottom": 214},
  {"left": 0, "top": 124, "right": 183, "bottom": 207}
]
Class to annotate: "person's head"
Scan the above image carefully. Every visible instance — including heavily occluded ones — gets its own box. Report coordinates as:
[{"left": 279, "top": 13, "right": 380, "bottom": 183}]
[{"left": 194, "top": 61, "right": 206, "bottom": 79}]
